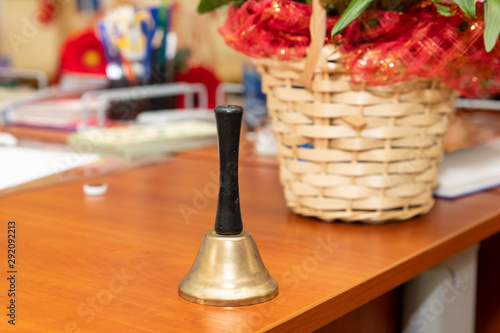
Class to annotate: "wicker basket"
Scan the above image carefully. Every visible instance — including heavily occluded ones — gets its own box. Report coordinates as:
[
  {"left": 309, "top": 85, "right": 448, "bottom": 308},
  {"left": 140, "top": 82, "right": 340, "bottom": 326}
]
[{"left": 254, "top": 0, "right": 457, "bottom": 223}]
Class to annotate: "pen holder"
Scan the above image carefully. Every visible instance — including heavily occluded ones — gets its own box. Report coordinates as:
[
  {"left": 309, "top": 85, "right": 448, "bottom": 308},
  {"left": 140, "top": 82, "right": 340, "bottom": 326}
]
[{"left": 106, "top": 60, "right": 177, "bottom": 121}]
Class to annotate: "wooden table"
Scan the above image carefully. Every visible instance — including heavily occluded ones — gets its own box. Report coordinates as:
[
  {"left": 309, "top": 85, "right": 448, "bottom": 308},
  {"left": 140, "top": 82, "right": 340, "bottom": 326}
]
[
  {"left": 0, "top": 126, "right": 71, "bottom": 145},
  {"left": 1, "top": 146, "right": 500, "bottom": 333}
]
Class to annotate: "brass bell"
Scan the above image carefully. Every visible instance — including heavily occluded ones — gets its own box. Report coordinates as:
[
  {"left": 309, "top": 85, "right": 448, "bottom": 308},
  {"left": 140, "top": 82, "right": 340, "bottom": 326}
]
[{"left": 178, "top": 105, "right": 278, "bottom": 306}]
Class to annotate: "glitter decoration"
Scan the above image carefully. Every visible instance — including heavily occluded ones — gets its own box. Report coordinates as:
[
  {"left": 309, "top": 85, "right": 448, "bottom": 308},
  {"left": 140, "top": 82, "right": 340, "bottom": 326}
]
[{"left": 218, "top": 0, "right": 500, "bottom": 98}]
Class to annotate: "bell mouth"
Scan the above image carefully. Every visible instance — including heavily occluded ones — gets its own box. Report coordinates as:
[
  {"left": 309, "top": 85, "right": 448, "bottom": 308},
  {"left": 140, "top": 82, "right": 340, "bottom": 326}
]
[{"left": 178, "top": 230, "right": 279, "bottom": 306}]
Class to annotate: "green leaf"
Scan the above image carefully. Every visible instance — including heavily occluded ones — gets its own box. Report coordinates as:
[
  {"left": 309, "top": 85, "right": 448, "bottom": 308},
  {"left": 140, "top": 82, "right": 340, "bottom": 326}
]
[
  {"left": 485, "top": 0, "right": 500, "bottom": 52},
  {"left": 331, "top": 0, "right": 373, "bottom": 38},
  {"left": 435, "top": 3, "right": 456, "bottom": 16},
  {"left": 197, "top": 0, "right": 227, "bottom": 14},
  {"left": 453, "top": 0, "right": 476, "bottom": 17}
]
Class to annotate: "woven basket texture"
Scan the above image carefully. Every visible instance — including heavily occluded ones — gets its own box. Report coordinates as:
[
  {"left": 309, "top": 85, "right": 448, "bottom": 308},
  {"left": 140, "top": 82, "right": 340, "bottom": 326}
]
[{"left": 255, "top": 45, "right": 457, "bottom": 223}]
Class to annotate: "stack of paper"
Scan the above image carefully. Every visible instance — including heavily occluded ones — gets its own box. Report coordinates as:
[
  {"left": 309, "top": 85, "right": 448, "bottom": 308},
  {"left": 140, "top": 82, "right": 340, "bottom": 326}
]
[
  {"left": 68, "top": 121, "right": 217, "bottom": 160},
  {"left": 6, "top": 97, "right": 101, "bottom": 130}
]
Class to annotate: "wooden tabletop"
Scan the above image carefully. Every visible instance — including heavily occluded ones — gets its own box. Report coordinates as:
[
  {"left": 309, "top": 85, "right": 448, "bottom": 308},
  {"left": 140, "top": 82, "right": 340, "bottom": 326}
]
[
  {"left": 0, "top": 126, "right": 71, "bottom": 145},
  {"left": 1, "top": 151, "right": 500, "bottom": 333}
]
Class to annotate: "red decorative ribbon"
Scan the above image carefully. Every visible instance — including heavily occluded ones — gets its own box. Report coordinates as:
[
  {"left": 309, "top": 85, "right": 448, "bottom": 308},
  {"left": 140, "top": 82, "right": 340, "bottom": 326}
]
[{"left": 219, "top": 0, "right": 500, "bottom": 98}]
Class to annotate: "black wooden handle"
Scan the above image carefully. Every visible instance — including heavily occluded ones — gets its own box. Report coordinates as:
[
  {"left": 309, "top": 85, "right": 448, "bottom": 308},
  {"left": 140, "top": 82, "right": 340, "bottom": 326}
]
[{"left": 214, "top": 105, "right": 243, "bottom": 235}]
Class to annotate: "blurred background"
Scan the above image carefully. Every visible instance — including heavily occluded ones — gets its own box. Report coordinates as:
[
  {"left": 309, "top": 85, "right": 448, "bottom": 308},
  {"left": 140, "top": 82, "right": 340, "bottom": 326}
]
[
  {"left": 0, "top": 0, "right": 246, "bottom": 82},
  {"left": 1, "top": 0, "right": 498, "bottom": 155}
]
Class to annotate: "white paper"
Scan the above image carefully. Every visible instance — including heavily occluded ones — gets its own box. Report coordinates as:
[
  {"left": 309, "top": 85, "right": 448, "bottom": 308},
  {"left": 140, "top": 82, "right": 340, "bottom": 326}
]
[
  {"left": 0, "top": 147, "right": 99, "bottom": 190},
  {"left": 436, "top": 138, "right": 500, "bottom": 198}
]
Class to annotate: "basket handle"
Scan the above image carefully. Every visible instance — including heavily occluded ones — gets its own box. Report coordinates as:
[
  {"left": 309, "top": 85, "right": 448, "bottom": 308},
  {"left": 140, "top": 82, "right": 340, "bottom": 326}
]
[{"left": 300, "top": 0, "right": 327, "bottom": 90}]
